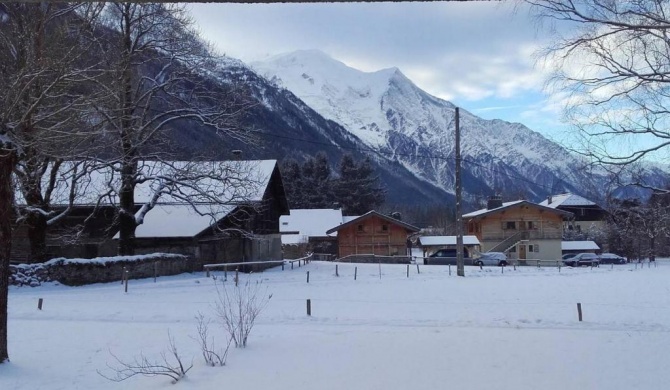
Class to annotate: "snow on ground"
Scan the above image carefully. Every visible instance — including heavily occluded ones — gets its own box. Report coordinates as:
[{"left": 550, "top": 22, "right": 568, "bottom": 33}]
[{"left": 2, "top": 260, "right": 670, "bottom": 390}]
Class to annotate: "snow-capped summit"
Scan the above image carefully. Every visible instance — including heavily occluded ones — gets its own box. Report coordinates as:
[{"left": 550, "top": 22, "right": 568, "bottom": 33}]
[
  {"left": 253, "top": 50, "right": 403, "bottom": 147},
  {"left": 252, "top": 50, "right": 601, "bottom": 201}
]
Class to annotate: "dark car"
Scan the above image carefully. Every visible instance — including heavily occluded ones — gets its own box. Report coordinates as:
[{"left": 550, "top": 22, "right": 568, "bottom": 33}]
[
  {"left": 425, "top": 248, "right": 471, "bottom": 265},
  {"left": 563, "top": 253, "right": 600, "bottom": 267},
  {"left": 599, "top": 253, "right": 626, "bottom": 264}
]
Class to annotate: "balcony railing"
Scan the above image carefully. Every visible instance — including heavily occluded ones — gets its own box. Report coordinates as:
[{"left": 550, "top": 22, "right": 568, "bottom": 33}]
[{"left": 482, "top": 230, "right": 562, "bottom": 241}]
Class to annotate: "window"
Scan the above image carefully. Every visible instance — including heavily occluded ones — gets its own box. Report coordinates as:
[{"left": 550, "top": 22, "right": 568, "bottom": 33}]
[
  {"left": 281, "top": 222, "right": 288, "bottom": 226},
  {"left": 528, "top": 244, "right": 540, "bottom": 253},
  {"left": 382, "top": 224, "right": 388, "bottom": 232},
  {"left": 527, "top": 221, "right": 536, "bottom": 230},
  {"left": 357, "top": 224, "right": 364, "bottom": 232},
  {"left": 505, "top": 221, "right": 516, "bottom": 230}
]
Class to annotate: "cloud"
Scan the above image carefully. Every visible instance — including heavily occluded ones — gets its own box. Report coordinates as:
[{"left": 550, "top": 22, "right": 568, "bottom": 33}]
[{"left": 187, "top": 1, "right": 567, "bottom": 141}]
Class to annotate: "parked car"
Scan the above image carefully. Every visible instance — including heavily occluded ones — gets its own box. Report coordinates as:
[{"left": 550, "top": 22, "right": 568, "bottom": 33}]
[
  {"left": 563, "top": 253, "right": 600, "bottom": 267},
  {"left": 425, "top": 248, "right": 471, "bottom": 265},
  {"left": 562, "top": 253, "right": 577, "bottom": 260},
  {"left": 599, "top": 253, "right": 626, "bottom": 264},
  {"left": 474, "top": 252, "right": 508, "bottom": 267}
]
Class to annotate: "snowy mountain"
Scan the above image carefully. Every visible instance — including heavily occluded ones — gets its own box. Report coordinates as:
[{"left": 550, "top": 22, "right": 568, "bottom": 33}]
[
  {"left": 250, "top": 50, "right": 622, "bottom": 203},
  {"left": 163, "top": 54, "right": 450, "bottom": 206}
]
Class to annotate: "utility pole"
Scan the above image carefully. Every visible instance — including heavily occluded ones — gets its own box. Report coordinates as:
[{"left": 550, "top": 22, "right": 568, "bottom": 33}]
[{"left": 455, "top": 107, "right": 465, "bottom": 277}]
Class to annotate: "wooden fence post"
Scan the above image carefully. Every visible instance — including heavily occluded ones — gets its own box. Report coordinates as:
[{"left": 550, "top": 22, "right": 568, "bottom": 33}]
[
  {"left": 577, "top": 303, "right": 583, "bottom": 322},
  {"left": 307, "top": 271, "right": 310, "bottom": 284},
  {"left": 416, "top": 264, "right": 420, "bottom": 274},
  {"left": 306, "top": 299, "right": 311, "bottom": 316},
  {"left": 354, "top": 266, "right": 358, "bottom": 281},
  {"left": 235, "top": 268, "right": 239, "bottom": 287},
  {"left": 406, "top": 264, "right": 409, "bottom": 278},
  {"left": 37, "top": 298, "right": 43, "bottom": 310},
  {"left": 154, "top": 261, "right": 158, "bottom": 283},
  {"left": 336, "top": 264, "right": 339, "bottom": 277},
  {"left": 124, "top": 270, "right": 129, "bottom": 293}
]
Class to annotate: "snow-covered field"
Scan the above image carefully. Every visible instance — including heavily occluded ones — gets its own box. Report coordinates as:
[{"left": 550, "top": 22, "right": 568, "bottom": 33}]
[{"left": 2, "top": 260, "right": 669, "bottom": 390}]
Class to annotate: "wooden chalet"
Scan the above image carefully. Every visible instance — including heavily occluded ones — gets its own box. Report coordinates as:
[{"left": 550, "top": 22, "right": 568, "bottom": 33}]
[
  {"left": 463, "top": 196, "right": 573, "bottom": 262},
  {"left": 326, "top": 211, "right": 419, "bottom": 260},
  {"left": 539, "top": 193, "right": 609, "bottom": 233}
]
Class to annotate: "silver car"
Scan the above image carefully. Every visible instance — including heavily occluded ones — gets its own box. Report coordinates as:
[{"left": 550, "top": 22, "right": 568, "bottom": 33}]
[{"left": 474, "top": 252, "right": 508, "bottom": 267}]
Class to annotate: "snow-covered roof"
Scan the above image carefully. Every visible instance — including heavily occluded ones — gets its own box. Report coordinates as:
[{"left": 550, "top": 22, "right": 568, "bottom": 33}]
[
  {"left": 16, "top": 160, "right": 277, "bottom": 207},
  {"left": 418, "top": 235, "right": 481, "bottom": 246},
  {"left": 326, "top": 210, "right": 420, "bottom": 234},
  {"left": 539, "top": 193, "right": 597, "bottom": 209},
  {"left": 561, "top": 241, "right": 600, "bottom": 251},
  {"left": 134, "top": 204, "right": 235, "bottom": 238},
  {"left": 463, "top": 200, "right": 573, "bottom": 219},
  {"left": 280, "top": 208, "right": 347, "bottom": 245},
  {"left": 463, "top": 200, "right": 524, "bottom": 218}
]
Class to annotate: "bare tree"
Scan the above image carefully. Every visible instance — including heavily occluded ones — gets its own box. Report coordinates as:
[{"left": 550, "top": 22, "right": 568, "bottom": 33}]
[
  {"left": 0, "top": 2, "right": 103, "bottom": 363},
  {"left": 92, "top": 2, "right": 254, "bottom": 255},
  {"left": 214, "top": 279, "right": 272, "bottom": 348},
  {"left": 607, "top": 194, "right": 670, "bottom": 261},
  {"left": 194, "top": 312, "right": 232, "bottom": 367},
  {"left": 528, "top": 0, "right": 670, "bottom": 167}
]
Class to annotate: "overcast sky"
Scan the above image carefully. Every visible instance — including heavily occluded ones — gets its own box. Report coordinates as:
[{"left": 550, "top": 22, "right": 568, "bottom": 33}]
[{"left": 187, "top": 1, "right": 568, "bottom": 143}]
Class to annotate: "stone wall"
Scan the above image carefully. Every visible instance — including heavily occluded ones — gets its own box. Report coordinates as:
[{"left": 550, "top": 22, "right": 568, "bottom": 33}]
[{"left": 10, "top": 253, "right": 191, "bottom": 287}]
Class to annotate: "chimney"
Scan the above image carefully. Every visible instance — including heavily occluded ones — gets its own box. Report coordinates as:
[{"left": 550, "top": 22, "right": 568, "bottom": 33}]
[
  {"left": 487, "top": 195, "right": 503, "bottom": 210},
  {"left": 547, "top": 195, "right": 553, "bottom": 204}
]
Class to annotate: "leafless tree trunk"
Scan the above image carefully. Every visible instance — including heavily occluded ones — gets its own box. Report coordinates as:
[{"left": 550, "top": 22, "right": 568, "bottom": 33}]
[
  {"left": 93, "top": 2, "right": 254, "bottom": 255},
  {"left": 0, "top": 152, "right": 15, "bottom": 363},
  {"left": 0, "top": 2, "right": 103, "bottom": 363}
]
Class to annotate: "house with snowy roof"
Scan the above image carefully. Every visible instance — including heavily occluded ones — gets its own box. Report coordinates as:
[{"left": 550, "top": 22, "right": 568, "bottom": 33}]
[
  {"left": 326, "top": 210, "right": 419, "bottom": 262},
  {"left": 12, "top": 160, "right": 289, "bottom": 267},
  {"left": 462, "top": 196, "right": 573, "bottom": 262},
  {"left": 538, "top": 193, "right": 609, "bottom": 234}
]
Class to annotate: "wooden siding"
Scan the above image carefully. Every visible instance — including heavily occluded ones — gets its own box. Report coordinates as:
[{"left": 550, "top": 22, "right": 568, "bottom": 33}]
[
  {"left": 467, "top": 204, "right": 564, "bottom": 242},
  {"left": 336, "top": 215, "right": 410, "bottom": 257},
  {"left": 466, "top": 203, "right": 567, "bottom": 260}
]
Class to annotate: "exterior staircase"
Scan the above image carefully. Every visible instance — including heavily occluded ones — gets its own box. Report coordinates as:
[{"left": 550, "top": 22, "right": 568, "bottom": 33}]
[{"left": 487, "top": 231, "right": 529, "bottom": 253}]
